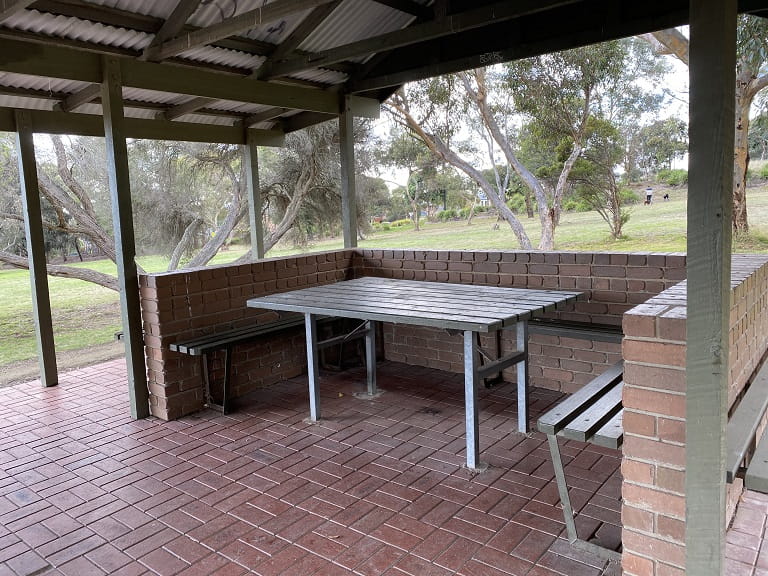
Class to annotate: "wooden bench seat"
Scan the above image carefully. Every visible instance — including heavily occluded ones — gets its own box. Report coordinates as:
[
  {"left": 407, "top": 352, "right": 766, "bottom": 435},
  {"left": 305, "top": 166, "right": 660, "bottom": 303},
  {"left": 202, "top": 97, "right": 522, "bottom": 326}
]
[
  {"left": 537, "top": 353, "right": 768, "bottom": 562},
  {"left": 528, "top": 318, "right": 623, "bottom": 344},
  {"left": 537, "top": 361, "right": 624, "bottom": 562},
  {"left": 170, "top": 314, "right": 307, "bottom": 414},
  {"left": 727, "top": 359, "right": 768, "bottom": 492}
]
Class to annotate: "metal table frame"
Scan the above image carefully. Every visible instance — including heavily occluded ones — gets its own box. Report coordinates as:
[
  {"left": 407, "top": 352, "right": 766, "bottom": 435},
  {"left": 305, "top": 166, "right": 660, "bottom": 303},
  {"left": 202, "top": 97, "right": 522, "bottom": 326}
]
[{"left": 248, "top": 277, "right": 580, "bottom": 471}]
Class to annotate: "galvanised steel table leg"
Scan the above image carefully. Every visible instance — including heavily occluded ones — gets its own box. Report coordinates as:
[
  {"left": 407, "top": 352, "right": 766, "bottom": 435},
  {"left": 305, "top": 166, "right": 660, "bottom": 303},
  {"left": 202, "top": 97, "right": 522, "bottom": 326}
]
[
  {"left": 305, "top": 312, "right": 320, "bottom": 420},
  {"left": 464, "top": 330, "right": 486, "bottom": 471},
  {"left": 517, "top": 320, "right": 529, "bottom": 433},
  {"left": 365, "top": 320, "right": 377, "bottom": 396}
]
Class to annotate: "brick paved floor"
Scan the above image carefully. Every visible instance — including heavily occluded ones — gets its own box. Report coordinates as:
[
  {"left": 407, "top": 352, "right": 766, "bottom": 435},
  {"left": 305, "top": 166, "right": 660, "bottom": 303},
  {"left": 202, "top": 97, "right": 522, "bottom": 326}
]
[{"left": 0, "top": 358, "right": 628, "bottom": 575}]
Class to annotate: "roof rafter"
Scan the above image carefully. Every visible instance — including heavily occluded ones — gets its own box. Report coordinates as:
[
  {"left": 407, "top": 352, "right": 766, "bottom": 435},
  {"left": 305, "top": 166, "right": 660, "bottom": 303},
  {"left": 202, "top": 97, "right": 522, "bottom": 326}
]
[
  {"left": 160, "top": 96, "right": 215, "bottom": 121},
  {"left": 0, "top": 0, "right": 34, "bottom": 23},
  {"left": 142, "top": 0, "right": 203, "bottom": 61},
  {"left": 245, "top": 107, "right": 290, "bottom": 127},
  {"left": 262, "top": 0, "right": 580, "bottom": 80},
  {"left": 254, "top": 0, "right": 341, "bottom": 79},
  {"left": 0, "top": 36, "right": 378, "bottom": 118},
  {"left": 370, "top": 0, "right": 432, "bottom": 18},
  {"left": 145, "top": 0, "right": 339, "bottom": 62},
  {"left": 54, "top": 83, "right": 102, "bottom": 112}
]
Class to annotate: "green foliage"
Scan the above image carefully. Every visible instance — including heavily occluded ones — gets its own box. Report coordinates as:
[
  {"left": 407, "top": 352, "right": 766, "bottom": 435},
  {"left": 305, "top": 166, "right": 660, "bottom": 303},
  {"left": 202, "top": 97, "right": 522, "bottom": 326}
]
[
  {"left": 749, "top": 114, "right": 768, "bottom": 160},
  {"left": 620, "top": 188, "right": 641, "bottom": 205},
  {"left": 506, "top": 194, "right": 528, "bottom": 214},
  {"left": 437, "top": 209, "right": 458, "bottom": 221},
  {"left": 630, "top": 118, "right": 688, "bottom": 179},
  {"left": 658, "top": 169, "right": 688, "bottom": 187},
  {"left": 760, "top": 163, "right": 768, "bottom": 180}
]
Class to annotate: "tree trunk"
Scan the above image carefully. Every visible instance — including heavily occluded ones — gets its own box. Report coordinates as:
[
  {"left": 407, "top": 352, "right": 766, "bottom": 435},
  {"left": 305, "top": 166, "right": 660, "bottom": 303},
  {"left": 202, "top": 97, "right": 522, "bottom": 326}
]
[
  {"left": 388, "top": 93, "right": 533, "bottom": 249},
  {"left": 168, "top": 218, "right": 203, "bottom": 271},
  {"left": 734, "top": 67, "right": 753, "bottom": 234},
  {"left": 0, "top": 250, "right": 119, "bottom": 290},
  {"left": 539, "top": 142, "right": 583, "bottom": 249},
  {"left": 524, "top": 193, "right": 534, "bottom": 219},
  {"left": 462, "top": 71, "right": 549, "bottom": 241}
]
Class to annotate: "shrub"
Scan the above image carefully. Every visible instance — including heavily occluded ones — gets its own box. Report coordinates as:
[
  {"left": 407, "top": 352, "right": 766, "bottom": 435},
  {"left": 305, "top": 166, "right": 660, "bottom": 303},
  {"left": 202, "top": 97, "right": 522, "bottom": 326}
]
[
  {"left": 759, "top": 163, "right": 768, "bottom": 180},
  {"left": 658, "top": 169, "right": 688, "bottom": 186},
  {"left": 437, "top": 209, "right": 457, "bottom": 221},
  {"left": 562, "top": 196, "right": 592, "bottom": 212},
  {"left": 506, "top": 195, "right": 527, "bottom": 214},
  {"left": 620, "top": 188, "right": 641, "bottom": 205}
]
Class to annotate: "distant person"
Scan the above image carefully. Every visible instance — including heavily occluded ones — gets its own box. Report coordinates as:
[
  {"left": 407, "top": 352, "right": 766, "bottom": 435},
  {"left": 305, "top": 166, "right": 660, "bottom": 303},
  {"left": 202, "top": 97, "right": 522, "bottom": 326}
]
[{"left": 645, "top": 187, "right": 653, "bottom": 205}]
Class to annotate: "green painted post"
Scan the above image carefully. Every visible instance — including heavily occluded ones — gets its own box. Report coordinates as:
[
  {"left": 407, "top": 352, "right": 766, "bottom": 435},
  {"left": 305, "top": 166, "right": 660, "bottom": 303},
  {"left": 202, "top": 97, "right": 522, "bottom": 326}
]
[
  {"left": 101, "top": 56, "right": 149, "bottom": 419},
  {"left": 339, "top": 95, "right": 357, "bottom": 249},
  {"left": 14, "top": 110, "right": 58, "bottom": 387},
  {"left": 245, "top": 130, "right": 265, "bottom": 259},
  {"left": 685, "top": 0, "right": 736, "bottom": 573}
]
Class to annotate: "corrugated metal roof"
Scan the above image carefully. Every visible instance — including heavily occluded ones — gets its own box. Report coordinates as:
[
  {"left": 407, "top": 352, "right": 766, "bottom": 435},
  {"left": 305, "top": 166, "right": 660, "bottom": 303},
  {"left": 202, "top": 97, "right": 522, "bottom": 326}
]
[
  {"left": 9, "top": 9, "right": 150, "bottom": 52},
  {"left": 300, "top": 0, "right": 414, "bottom": 55},
  {"left": 0, "top": 0, "right": 427, "bottom": 133}
]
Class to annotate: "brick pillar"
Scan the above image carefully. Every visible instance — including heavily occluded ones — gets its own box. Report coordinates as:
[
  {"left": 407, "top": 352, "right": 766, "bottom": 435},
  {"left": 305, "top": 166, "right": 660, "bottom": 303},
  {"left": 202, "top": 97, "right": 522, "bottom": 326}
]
[{"left": 621, "top": 302, "right": 687, "bottom": 575}]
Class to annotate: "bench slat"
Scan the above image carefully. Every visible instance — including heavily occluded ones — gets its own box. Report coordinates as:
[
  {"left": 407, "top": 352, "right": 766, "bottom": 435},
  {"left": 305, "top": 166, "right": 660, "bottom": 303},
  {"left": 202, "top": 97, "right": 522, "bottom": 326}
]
[
  {"left": 528, "top": 319, "right": 623, "bottom": 343},
  {"left": 746, "top": 434, "right": 768, "bottom": 493},
  {"left": 591, "top": 410, "right": 624, "bottom": 450},
  {"left": 561, "top": 381, "right": 623, "bottom": 444},
  {"left": 537, "top": 361, "right": 624, "bottom": 436},
  {"left": 170, "top": 316, "right": 305, "bottom": 356},
  {"left": 726, "top": 362, "right": 768, "bottom": 482}
]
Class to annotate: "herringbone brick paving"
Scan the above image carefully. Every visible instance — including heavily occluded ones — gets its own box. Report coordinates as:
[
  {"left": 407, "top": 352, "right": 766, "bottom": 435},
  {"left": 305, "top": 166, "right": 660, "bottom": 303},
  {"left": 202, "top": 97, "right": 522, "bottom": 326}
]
[{"left": 1, "top": 358, "right": 627, "bottom": 575}]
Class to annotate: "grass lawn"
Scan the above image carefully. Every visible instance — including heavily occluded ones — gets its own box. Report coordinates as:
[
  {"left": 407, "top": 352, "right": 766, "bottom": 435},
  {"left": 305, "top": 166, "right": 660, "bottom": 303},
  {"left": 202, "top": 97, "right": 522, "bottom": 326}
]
[{"left": 3, "top": 184, "right": 768, "bottom": 370}]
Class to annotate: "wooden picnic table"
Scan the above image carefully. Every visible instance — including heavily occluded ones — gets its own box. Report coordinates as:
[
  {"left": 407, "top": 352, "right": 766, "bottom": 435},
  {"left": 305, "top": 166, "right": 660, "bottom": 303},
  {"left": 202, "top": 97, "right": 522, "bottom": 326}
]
[{"left": 247, "top": 277, "right": 580, "bottom": 470}]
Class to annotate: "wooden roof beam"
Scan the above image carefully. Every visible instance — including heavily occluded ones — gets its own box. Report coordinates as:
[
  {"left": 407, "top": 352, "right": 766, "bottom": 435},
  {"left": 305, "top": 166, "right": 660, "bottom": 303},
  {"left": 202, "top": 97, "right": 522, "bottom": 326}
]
[
  {"left": 370, "top": 0, "right": 432, "bottom": 18},
  {"left": 245, "top": 107, "right": 289, "bottom": 126},
  {"left": 254, "top": 0, "right": 341, "bottom": 79},
  {"left": 263, "top": 0, "right": 580, "bottom": 80},
  {"left": 145, "top": 0, "right": 338, "bottom": 62},
  {"left": 0, "top": 107, "right": 286, "bottom": 145},
  {"left": 0, "top": 0, "right": 36, "bottom": 23},
  {"left": 142, "top": 0, "right": 203, "bottom": 61},
  {"left": 54, "top": 83, "right": 102, "bottom": 112},
  {"left": 0, "top": 37, "right": 375, "bottom": 115},
  {"left": 160, "top": 96, "right": 215, "bottom": 121}
]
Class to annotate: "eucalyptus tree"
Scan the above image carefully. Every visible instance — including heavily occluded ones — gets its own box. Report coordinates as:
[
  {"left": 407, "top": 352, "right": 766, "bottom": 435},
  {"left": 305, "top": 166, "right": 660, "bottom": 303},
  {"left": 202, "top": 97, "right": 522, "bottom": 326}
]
[
  {"left": 568, "top": 118, "right": 630, "bottom": 239},
  {"left": 647, "top": 17, "right": 768, "bottom": 233},
  {"left": 386, "top": 38, "right": 666, "bottom": 249},
  {"left": 0, "top": 121, "right": 373, "bottom": 289},
  {"left": 386, "top": 73, "right": 534, "bottom": 248},
  {"left": 377, "top": 126, "right": 440, "bottom": 231},
  {"left": 503, "top": 39, "right": 650, "bottom": 248},
  {"left": 632, "top": 118, "right": 688, "bottom": 179}
]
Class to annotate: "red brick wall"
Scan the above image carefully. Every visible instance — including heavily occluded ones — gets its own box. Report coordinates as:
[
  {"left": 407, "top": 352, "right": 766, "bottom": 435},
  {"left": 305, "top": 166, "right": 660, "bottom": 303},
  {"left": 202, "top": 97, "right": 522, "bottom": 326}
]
[
  {"left": 621, "top": 254, "right": 768, "bottom": 576},
  {"left": 139, "top": 251, "right": 354, "bottom": 420},
  {"left": 353, "top": 250, "right": 686, "bottom": 392},
  {"left": 139, "top": 249, "right": 689, "bottom": 421}
]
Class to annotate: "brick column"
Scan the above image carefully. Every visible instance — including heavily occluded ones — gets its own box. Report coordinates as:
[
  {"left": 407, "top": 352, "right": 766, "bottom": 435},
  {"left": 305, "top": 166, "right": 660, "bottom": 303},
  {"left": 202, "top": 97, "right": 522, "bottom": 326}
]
[{"left": 622, "top": 300, "right": 687, "bottom": 576}]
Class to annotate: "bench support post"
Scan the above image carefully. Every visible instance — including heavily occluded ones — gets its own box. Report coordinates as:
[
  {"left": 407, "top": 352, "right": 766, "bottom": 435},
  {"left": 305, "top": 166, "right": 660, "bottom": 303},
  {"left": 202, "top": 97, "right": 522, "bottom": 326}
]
[
  {"left": 547, "top": 434, "right": 578, "bottom": 540},
  {"left": 547, "top": 433, "right": 622, "bottom": 562}
]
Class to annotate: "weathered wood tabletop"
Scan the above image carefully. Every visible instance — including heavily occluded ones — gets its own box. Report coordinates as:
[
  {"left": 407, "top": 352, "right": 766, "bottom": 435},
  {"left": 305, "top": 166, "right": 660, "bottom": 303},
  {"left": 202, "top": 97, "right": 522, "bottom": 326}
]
[
  {"left": 247, "top": 277, "right": 581, "bottom": 470},
  {"left": 246, "top": 277, "right": 579, "bottom": 331}
]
